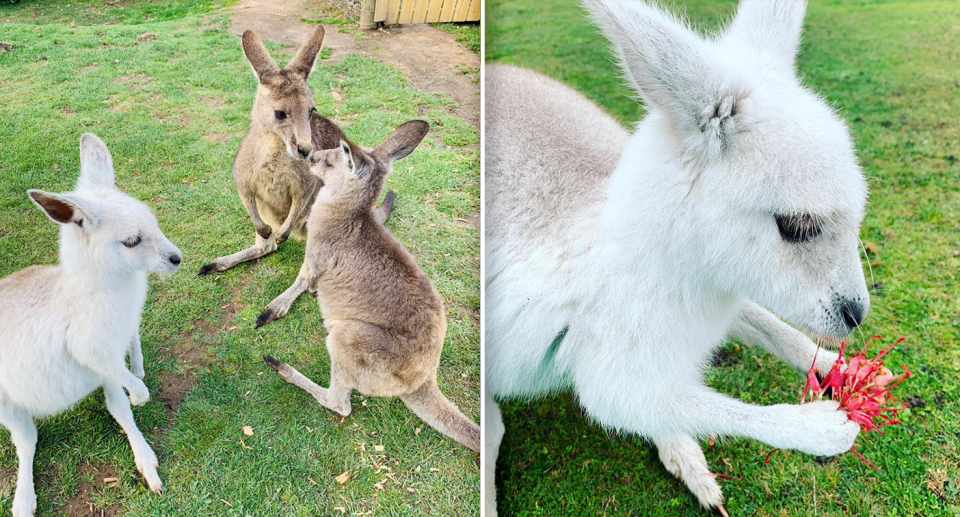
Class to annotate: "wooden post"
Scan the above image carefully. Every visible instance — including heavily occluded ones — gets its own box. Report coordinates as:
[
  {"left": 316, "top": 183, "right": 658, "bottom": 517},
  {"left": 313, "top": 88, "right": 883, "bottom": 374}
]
[{"left": 360, "top": 0, "right": 376, "bottom": 29}]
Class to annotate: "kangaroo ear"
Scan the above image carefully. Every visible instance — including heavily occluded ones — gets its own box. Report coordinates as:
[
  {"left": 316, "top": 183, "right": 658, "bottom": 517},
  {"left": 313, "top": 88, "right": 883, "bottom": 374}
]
[
  {"left": 287, "top": 24, "right": 325, "bottom": 79},
  {"left": 242, "top": 30, "right": 280, "bottom": 82},
  {"left": 584, "top": 0, "right": 750, "bottom": 158},
  {"left": 373, "top": 120, "right": 429, "bottom": 164},
  {"left": 339, "top": 139, "right": 357, "bottom": 175},
  {"left": 723, "top": 0, "right": 806, "bottom": 70},
  {"left": 77, "top": 133, "right": 115, "bottom": 189},
  {"left": 28, "top": 190, "right": 95, "bottom": 228}
]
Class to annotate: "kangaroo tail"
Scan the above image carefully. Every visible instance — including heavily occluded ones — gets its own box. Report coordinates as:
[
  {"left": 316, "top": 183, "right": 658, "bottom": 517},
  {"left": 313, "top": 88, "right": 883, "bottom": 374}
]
[
  {"left": 375, "top": 190, "right": 396, "bottom": 225},
  {"left": 400, "top": 378, "right": 480, "bottom": 452}
]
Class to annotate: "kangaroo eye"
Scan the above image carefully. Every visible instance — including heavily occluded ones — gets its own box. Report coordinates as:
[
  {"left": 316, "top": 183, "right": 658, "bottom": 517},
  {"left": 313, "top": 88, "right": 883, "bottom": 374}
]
[
  {"left": 274, "top": 110, "right": 287, "bottom": 120},
  {"left": 122, "top": 235, "right": 142, "bottom": 248},
  {"left": 776, "top": 214, "right": 822, "bottom": 243}
]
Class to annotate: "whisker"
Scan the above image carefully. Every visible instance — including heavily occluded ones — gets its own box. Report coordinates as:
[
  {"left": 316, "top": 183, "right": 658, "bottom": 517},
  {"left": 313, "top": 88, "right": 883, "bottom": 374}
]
[
  {"left": 858, "top": 236, "right": 876, "bottom": 289},
  {"left": 855, "top": 322, "right": 866, "bottom": 348},
  {"left": 854, "top": 236, "right": 875, "bottom": 348}
]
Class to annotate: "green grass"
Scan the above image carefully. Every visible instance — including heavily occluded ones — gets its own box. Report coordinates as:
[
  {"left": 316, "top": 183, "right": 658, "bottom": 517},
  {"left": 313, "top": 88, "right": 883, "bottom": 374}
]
[
  {"left": 0, "top": 0, "right": 236, "bottom": 26},
  {"left": 487, "top": 0, "right": 960, "bottom": 515},
  {"left": 300, "top": 17, "right": 347, "bottom": 25},
  {"left": 0, "top": 2, "right": 479, "bottom": 516},
  {"left": 433, "top": 23, "right": 479, "bottom": 55}
]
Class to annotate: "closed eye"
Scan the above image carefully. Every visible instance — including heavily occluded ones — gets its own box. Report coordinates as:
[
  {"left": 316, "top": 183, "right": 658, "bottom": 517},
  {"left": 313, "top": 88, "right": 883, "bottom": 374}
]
[
  {"left": 776, "top": 214, "right": 822, "bottom": 243},
  {"left": 122, "top": 234, "right": 142, "bottom": 248}
]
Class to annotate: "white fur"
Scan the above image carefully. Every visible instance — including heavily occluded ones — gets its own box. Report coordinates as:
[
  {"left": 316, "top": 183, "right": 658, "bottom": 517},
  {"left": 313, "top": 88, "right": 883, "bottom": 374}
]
[
  {"left": 484, "top": 1, "right": 869, "bottom": 513},
  {"left": 0, "top": 134, "right": 181, "bottom": 516}
]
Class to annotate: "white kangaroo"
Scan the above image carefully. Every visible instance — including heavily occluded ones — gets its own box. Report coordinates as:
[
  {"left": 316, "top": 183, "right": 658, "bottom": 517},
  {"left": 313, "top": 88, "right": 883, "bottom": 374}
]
[
  {"left": 484, "top": 1, "right": 869, "bottom": 514},
  {"left": 0, "top": 134, "right": 180, "bottom": 517}
]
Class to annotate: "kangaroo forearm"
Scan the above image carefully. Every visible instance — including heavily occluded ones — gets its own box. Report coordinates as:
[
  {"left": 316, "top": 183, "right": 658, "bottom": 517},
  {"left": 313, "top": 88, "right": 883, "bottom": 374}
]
[
  {"left": 647, "top": 388, "right": 776, "bottom": 442},
  {"left": 618, "top": 385, "right": 854, "bottom": 456},
  {"left": 577, "top": 377, "right": 790, "bottom": 445},
  {"left": 728, "top": 301, "right": 834, "bottom": 372},
  {"left": 669, "top": 388, "right": 784, "bottom": 442},
  {"left": 277, "top": 197, "right": 306, "bottom": 242},
  {"left": 73, "top": 352, "right": 145, "bottom": 391},
  {"left": 129, "top": 334, "right": 144, "bottom": 377},
  {"left": 245, "top": 192, "right": 273, "bottom": 239}
]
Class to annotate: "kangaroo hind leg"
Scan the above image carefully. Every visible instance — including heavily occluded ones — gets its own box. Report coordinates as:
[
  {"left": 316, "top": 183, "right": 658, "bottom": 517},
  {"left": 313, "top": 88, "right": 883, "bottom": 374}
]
[
  {"left": 0, "top": 402, "right": 38, "bottom": 517},
  {"left": 654, "top": 435, "right": 727, "bottom": 516},
  {"left": 199, "top": 192, "right": 278, "bottom": 275},
  {"left": 484, "top": 393, "right": 505, "bottom": 516},
  {"left": 262, "top": 355, "right": 352, "bottom": 416},
  {"left": 198, "top": 232, "right": 278, "bottom": 275},
  {"left": 256, "top": 261, "right": 313, "bottom": 328}
]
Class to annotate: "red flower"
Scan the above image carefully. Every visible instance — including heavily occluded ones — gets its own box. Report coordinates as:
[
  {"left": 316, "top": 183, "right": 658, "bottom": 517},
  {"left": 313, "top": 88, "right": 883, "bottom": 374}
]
[{"left": 802, "top": 335, "right": 911, "bottom": 468}]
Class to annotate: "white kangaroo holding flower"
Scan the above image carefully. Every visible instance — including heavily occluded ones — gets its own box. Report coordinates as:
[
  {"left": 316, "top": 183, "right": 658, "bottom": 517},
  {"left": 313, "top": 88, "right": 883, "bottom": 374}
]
[
  {"left": 0, "top": 134, "right": 181, "bottom": 517},
  {"left": 484, "top": 0, "right": 869, "bottom": 513}
]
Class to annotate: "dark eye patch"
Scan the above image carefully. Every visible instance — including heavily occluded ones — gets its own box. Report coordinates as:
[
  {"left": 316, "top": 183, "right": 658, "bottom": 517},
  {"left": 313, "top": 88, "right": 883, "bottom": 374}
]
[
  {"left": 122, "top": 234, "right": 142, "bottom": 248},
  {"left": 776, "top": 214, "right": 822, "bottom": 243},
  {"left": 275, "top": 110, "right": 287, "bottom": 120}
]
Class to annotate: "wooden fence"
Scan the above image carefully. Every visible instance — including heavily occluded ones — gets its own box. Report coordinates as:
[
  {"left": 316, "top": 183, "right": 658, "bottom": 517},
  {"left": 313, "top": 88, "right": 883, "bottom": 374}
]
[{"left": 360, "top": 0, "right": 481, "bottom": 28}]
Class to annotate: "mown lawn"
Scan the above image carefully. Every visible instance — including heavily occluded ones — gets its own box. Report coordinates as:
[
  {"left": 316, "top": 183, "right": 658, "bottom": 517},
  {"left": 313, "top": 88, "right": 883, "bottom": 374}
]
[
  {"left": 0, "top": 1, "right": 480, "bottom": 515},
  {"left": 487, "top": 0, "right": 960, "bottom": 515},
  {"left": 432, "top": 23, "right": 480, "bottom": 55}
]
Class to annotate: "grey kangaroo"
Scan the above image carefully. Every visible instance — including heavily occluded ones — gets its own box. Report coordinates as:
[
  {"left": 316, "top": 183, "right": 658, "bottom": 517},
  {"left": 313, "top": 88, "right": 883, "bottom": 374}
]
[
  {"left": 199, "top": 25, "right": 393, "bottom": 278},
  {"left": 262, "top": 122, "right": 480, "bottom": 452}
]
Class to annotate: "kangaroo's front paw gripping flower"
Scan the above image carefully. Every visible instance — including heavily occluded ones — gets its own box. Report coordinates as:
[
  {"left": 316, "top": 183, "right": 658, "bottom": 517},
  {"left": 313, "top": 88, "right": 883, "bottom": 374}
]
[{"left": 802, "top": 335, "right": 912, "bottom": 468}]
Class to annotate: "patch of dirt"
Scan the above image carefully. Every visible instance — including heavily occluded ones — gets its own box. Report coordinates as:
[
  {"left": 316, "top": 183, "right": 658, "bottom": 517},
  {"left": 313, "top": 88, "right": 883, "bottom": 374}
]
[
  {"left": 155, "top": 285, "right": 244, "bottom": 420},
  {"left": 60, "top": 464, "right": 121, "bottom": 517},
  {"left": 155, "top": 372, "right": 194, "bottom": 413},
  {"left": 457, "top": 303, "right": 480, "bottom": 326},
  {"left": 926, "top": 468, "right": 948, "bottom": 500},
  {"left": 204, "top": 95, "right": 227, "bottom": 109},
  {"left": 229, "top": 0, "right": 322, "bottom": 47},
  {"left": 107, "top": 96, "right": 133, "bottom": 112},
  {"left": 351, "top": 25, "right": 480, "bottom": 126},
  {"left": 112, "top": 74, "right": 150, "bottom": 91},
  {"left": 194, "top": 317, "right": 220, "bottom": 338},
  {"left": 455, "top": 209, "right": 480, "bottom": 230},
  {"left": 174, "top": 110, "right": 194, "bottom": 128},
  {"left": 229, "top": 0, "right": 479, "bottom": 127},
  {"left": 0, "top": 467, "right": 16, "bottom": 497},
  {"left": 203, "top": 132, "right": 234, "bottom": 143}
]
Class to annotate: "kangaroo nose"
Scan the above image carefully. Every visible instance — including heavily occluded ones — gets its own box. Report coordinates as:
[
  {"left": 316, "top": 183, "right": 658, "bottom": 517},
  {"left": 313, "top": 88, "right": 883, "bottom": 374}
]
[
  {"left": 169, "top": 254, "right": 182, "bottom": 266},
  {"left": 297, "top": 145, "right": 311, "bottom": 158},
  {"left": 840, "top": 300, "right": 865, "bottom": 330}
]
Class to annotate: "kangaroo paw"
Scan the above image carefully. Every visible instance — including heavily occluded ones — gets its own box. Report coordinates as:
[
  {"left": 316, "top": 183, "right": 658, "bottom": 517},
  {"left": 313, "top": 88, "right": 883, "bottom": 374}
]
[
  {"left": 255, "top": 308, "right": 276, "bottom": 329},
  {"left": 382, "top": 189, "right": 396, "bottom": 214},
  {"left": 655, "top": 435, "right": 724, "bottom": 512},
  {"left": 197, "top": 262, "right": 219, "bottom": 276},
  {"left": 262, "top": 355, "right": 282, "bottom": 370},
  {"left": 255, "top": 224, "right": 273, "bottom": 240}
]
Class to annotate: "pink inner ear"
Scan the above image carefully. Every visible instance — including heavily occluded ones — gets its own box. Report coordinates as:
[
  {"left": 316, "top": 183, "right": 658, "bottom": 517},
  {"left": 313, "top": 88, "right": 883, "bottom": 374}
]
[{"left": 32, "top": 194, "right": 74, "bottom": 224}]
